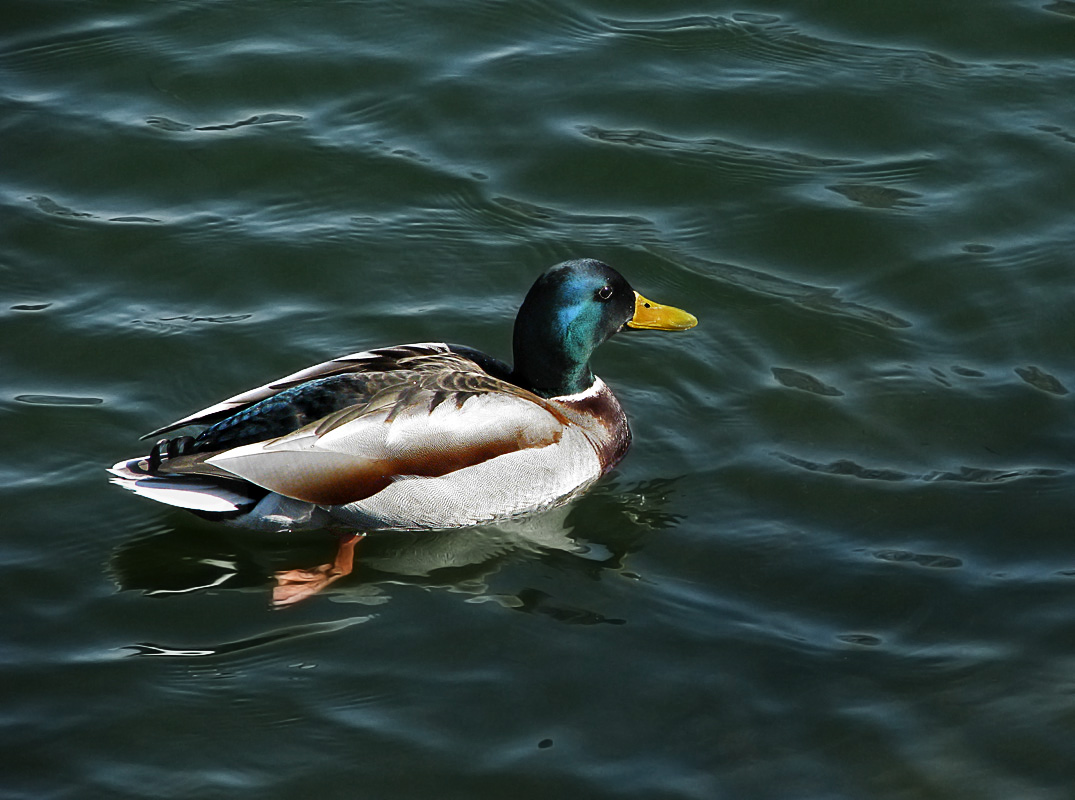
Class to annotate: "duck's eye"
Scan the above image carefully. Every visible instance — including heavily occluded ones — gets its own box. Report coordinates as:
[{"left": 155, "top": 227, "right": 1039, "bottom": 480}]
[{"left": 595, "top": 285, "right": 614, "bottom": 301}]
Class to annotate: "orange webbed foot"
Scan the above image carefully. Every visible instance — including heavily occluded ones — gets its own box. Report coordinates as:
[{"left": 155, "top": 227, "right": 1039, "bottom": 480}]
[{"left": 272, "top": 533, "right": 364, "bottom": 608}]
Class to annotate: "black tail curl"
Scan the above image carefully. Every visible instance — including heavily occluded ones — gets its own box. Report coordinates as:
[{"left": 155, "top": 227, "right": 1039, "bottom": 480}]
[{"left": 147, "top": 436, "right": 196, "bottom": 473}]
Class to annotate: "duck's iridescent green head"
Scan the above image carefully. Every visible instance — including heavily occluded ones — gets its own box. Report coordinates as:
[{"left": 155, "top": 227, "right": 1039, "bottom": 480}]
[{"left": 511, "top": 259, "right": 696, "bottom": 398}]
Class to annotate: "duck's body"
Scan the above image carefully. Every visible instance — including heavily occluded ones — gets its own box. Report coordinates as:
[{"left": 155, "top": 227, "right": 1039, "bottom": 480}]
[{"left": 109, "top": 260, "right": 696, "bottom": 537}]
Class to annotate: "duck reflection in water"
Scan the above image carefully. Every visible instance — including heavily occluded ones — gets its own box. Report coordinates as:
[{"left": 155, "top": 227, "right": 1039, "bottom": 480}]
[{"left": 112, "top": 478, "right": 683, "bottom": 612}]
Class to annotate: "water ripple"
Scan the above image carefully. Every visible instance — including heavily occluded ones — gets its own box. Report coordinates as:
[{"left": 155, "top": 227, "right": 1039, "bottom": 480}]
[
  {"left": 771, "top": 367, "right": 844, "bottom": 397},
  {"left": 774, "top": 452, "right": 1065, "bottom": 484},
  {"left": 1014, "top": 366, "right": 1069, "bottom": 396},
  {"left": 1043, "top": 1, "right": 1075, "bottom": 18},
  {"left": 578, "top": 125, "right": 933, "bottom": 209},
  {"left": 15, "top": 394, "right": 103, "bottom": 407},
  {"left": 145, "top": 113, "right": 305, "bottom": 133},
  {"left": 601, "top": 9, "right": 1045, "bottom": 88},
  {"left": 578, "top": 124, "right": 856, "bottom": 182},
  {"left": 124, "top": 615, "right": 372, "bottom": 659},
  {"left": 25, "top": 194, "right": 163, "bottom": 225},
  {"left": 650, "top": 246, "right": 911, "bottom": 330},
  {"left": 827, "top": 183, "right": 925, "bottom": 210},
  {"left": 872, "top": 549, "right": 963, "bottom": 569}
]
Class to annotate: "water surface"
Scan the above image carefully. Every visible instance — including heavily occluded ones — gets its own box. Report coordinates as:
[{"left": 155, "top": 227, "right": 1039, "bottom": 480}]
[{"left": 3, "top": 1, "right": 1075, "bottom": 798}]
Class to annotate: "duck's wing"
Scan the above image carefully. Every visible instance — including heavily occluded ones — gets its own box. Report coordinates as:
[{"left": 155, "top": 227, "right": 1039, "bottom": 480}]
[
  {"left": 141, "top": 342, "right": 490, "bottom": 440},
  {"left": 146, "top": 349, "right": 575, "bottom": 508}
]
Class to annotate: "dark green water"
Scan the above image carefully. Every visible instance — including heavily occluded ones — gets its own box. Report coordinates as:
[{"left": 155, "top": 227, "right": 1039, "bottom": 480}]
[{"left": 3, "top": 1, "right": 1075, "bottom": 797}]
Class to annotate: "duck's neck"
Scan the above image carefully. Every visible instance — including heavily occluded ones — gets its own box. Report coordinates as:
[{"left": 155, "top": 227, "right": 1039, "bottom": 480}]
[{"left": 511, "top": 326, "right": 595, "bottom": 399}]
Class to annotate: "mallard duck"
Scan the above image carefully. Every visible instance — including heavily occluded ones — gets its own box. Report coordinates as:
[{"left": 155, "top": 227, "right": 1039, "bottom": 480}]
[{"left": 110, "top": 259, "right": 695, "bottom": 602}]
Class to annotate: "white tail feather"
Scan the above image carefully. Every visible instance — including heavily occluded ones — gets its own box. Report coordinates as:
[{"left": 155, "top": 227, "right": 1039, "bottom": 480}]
[{"left": 108, "top": 460, "right": 253, "bottom": 513}]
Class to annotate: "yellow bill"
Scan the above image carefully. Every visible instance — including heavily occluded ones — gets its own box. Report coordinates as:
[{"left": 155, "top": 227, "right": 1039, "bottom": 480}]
[{"left": 626, "top": 291, "right": 698, "bottom": 331}]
